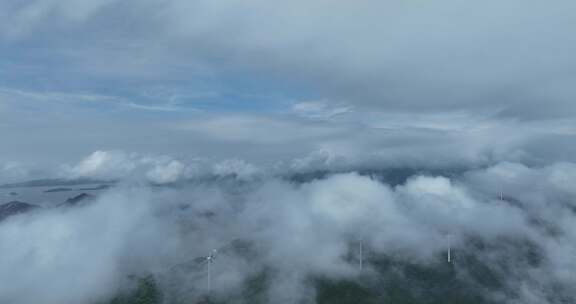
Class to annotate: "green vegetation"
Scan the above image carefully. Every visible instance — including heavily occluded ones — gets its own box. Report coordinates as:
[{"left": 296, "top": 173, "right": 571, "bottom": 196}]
[
  {"left": 105, "top": 246, "right": 530, "bottom": 304},
  {"left": 315, "top": 278, "right": 378, "bottom": 304},
  {"left": 108, "top": 276, "right": 161, "bottom": 304}
]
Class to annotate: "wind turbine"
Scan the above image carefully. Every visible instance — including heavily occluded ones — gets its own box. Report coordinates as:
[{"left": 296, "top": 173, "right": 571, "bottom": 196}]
[
  {"left": 196, "top": 249, "right": 218, "bottom": 294},
  {"left": 447, "top": 234, "right": 452, "bottom": 263}
]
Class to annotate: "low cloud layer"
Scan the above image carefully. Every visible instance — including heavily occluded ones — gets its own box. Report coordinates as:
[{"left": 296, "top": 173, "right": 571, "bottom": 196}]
[
  {"left": 0, "top": 188, "right": 179, "bottom": 304},
  {"left": 62, "top": 150, "right": 195, "bottom": 183},
  {"left": 2, "top": 161, "right": 576, "bottom": 303},
  {"left": 58, "top": 150, "right": 261, "bottom": 183}
]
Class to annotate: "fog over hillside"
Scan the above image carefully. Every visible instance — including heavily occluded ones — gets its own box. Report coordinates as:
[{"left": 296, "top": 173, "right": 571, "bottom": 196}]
[
  {"left": 1, "top": 157, "right": 576, "bottom": 303},
  {"left": 1, "top": 1, "right": 576, "bottom": 303}
]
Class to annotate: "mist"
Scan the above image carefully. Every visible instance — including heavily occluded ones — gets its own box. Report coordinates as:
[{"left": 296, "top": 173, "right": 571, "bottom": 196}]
[{"left": 1, "top": 158, "right": 575, "bottom": 303}]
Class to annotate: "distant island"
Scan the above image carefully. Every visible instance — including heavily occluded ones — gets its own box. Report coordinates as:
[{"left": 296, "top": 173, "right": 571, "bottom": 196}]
[
  {"left": 44, "top": 184, "right": 112, "bottom": 193},
  {"left": 0, "top": 178, "right": 115, "bottom": 189}
]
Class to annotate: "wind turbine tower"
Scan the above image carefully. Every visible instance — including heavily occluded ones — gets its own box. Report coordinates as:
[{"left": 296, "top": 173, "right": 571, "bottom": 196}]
[
  {"left": 359, "top": 240, "right": 364, "bottom": 271},
  {"left": 205, "top": 249, "right": 218, "bottom": 293},
  {"left": 447, "top": 234, "right": 452, "bottom": 263}
]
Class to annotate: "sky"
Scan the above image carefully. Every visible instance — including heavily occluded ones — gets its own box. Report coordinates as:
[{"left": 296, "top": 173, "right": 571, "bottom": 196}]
[{"left": 1, "top": 0, "right": 576, "bottom": 181}]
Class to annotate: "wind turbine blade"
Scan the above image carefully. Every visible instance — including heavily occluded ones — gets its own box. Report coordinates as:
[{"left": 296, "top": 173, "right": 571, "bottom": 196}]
[{"left": 194, "top": 257, "right": 209, "bottom": 263}]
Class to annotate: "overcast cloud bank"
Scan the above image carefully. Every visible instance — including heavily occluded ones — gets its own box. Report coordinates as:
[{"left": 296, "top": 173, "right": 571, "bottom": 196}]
[{"left": 1, "top": 0, "right": 575, "bottom": 165}]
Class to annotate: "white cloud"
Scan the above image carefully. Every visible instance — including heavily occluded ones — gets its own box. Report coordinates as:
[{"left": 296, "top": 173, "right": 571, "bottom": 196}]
[
  {"left": 176, "top": 115, "right": 347, "bottom": 144},
  {"left": 291, "top": 100, "right": 352, "bottom": 120},
  {"left": 63, "top": 150, "right": 196, "bottom": 183},
  {"left": 0, "top": 162, "right": 33, "bottom": 184},
  {"left": 5, "top": 0, "right": 576, "bottom": 118},
  {"left": 0, "top": 188, "right": 179, "bottom": 304},
  {"left": 146, "top": 160, "right": 188, "bottom": 184},
  {"left": 2, "top": 162, "right": 576, "bottom": 302},
  {"left": 213, "top": 159, "right": 259, "bottom": 180},
  {"left": 67, "top": 150, "right": 135, "bottom": 179},
  {"left": 0, "top": 1, "right": 575, "bottom": 167}
]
